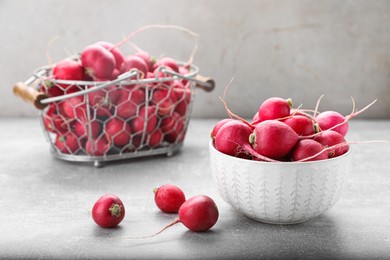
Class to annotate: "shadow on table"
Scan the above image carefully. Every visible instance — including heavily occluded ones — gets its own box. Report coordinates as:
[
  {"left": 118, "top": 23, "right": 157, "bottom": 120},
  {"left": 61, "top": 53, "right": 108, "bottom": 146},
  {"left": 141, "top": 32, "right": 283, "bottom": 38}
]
[{"left": 176, "top": 210, "right": 346, "bottom": 259}]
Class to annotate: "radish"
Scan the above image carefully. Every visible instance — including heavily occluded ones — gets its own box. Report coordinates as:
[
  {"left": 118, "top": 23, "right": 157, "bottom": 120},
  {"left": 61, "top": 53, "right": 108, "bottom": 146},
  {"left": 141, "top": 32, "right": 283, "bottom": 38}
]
[
  {"left": 43, "top": 104, "right": 69, "bottom": 134},
  {"left": 88, "top": 85, "right": 119, "bottom": 117},
  {"left": 105, "top": 118, "right": 132, "bottom": 147},
  {"left": 214, "top": 120, "right": 252, "bottom": 157},
  {"left": 120, "top": 55, "right": 149, "bottom": 77},
  {"left": 256, "top": 97, "right": 292, "bottom": 123},
  {"left": 131, "top": 106, "right": 158, "bottom": 134},
  {"left": 147, "top": 129, "right": 164, "bottom": 148},
  {"left": 81, "top": 44, "right": 116, "bottom": 80},
  {"left": 59, "top": 96, "right": 88, "bottom": 122},
  {"left": 316, "top": 111, "right": 348, "bottom": 137},
  {"left": 178, "top": 65, "right": 190, "bottom": 86},
  {"left": 291, "top": 139, "right": 328, "bottom": 162},
  {"left": 314, "top": 130, "right": 349, "bottom": 158},
  {"left": 153, "top": 57, "right": 179, "bottom": 73},
  {"left": 95, "top": 41, "right": 124, "bottom": 70},
  {"left": 283, "top": 115, "right": 315, "bottom": 136},
  {"left": 172, "top": 80, "right": 191, "bottom": 116},
  {"left": 210, "top": 118, "right": 235, "bottom": 139},
  {"left": 72, "top": 119, "right": 101, "bottom": 139},
  {"left": 134, "top": 50, "right": 154, "bottom": 72},
  {"left": 54, "top": 132, "right": 80, "bottom": 154},
  {"left": 251, "top": 112, "right": 259, "bottom": 124},
  {"left": 154, "top": 184, "right": 186, "bottom": 213},
  {"left": 151, "top": 87, "right": 178, "bottom": 116},
  {"left": 92, "top": 194, "right": 125, "bottom": 228},
  {"left": 160, "top": 112, "right": 185, "bottom": 143},
  {"left": 114, "top": 86, "right": 145, "bottom": 119},
  {"left": 249, "top": 120, "right": 298, "bottom": 160},
  {"left": 86, "top": 135, "right": 111, "bottom": 156},
  {"left": 140, "top": 195, "right": 218, "bottom": 237}
]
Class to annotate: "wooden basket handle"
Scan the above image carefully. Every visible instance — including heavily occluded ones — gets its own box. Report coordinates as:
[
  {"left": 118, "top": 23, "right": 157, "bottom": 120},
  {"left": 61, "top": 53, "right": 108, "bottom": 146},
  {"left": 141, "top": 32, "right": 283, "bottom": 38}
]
[
  {"left": 195, "top": 75, "right": 215, "bottom": 92},
  {"left": 13, "top": 82, "right": 48, "bottom": 110}
]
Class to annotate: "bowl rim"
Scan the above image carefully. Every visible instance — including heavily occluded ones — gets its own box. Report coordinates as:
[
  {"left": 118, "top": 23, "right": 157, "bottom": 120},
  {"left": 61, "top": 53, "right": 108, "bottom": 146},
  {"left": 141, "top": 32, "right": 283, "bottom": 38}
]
[{"left": 209, "top": 139, "right": 351, "bottom": 166}]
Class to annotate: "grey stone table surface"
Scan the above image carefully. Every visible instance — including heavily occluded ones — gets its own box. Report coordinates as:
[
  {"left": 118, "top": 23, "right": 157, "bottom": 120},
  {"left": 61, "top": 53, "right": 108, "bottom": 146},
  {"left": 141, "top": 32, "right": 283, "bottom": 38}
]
[{"left": 0, "top": 118, "right": 390, "bottom": 259}]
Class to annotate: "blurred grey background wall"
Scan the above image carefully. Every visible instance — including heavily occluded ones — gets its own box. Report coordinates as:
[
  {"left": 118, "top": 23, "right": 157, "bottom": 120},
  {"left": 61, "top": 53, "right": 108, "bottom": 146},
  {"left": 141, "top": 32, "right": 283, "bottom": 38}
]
[{"left": 2, "top": 0, "right": 390, "bottom": 118}]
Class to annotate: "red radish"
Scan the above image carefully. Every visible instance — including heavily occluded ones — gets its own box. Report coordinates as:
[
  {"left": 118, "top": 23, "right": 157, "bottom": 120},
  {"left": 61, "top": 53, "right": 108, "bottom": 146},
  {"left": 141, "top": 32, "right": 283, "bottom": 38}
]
[
  {"left": 92, "top": 194, "right": 125, "bottom": 228},
  {"left": 151, "top": 87, "right": 178, "bottom": 116},
  {"left": 43, "top": 104, "right": 69, "bottom": 134},
  {"left": 45, "top": 59, "right": 85, "bottom": 96},
  {"left": 72, "top": 119, "right": 101, "bottom": 139},
  {"left": 153, "top": 57, "right": 179, "bottom": 73},
  {"left": 291, "top": 139, "right": 328, "bottom": 162},
  {"left": 256, "top": 97, "right": 292, "bottom": 122},
  {"left": 114, "top": 86, "right": 146, "bottom": 119},
  {"left": 105, "top": 118, "right": 132, "bottom": 147},
  {"left": 314, "top": 130, "right": 349, "bottom": 158},
  {"left": 53, "top": 59, "right": 85, "bottom": 81},
  {"left": 249, "top": 120, "right": 298, "bottom": 160},
  {"left": 147, "top": 129, "right": 163, "bottom": 148},
  {"left": 214, "top": 120, "right": 252, "bottom": 157},
  {"left": 160, "top": 112, "right": 185, "bottom": 143},
  {"left": 172, "top": 80, "right": 191, "bottom": 116},
  {"left": 134, "top": 50, "right": 154, "bottom": 72},
  {"left": 283, "top": 115, "right": 315, "bottom": 136},
  {"left": 131, "top": 106, "right": 158, "bottom": 134},
  {"left": 88, "top": 85, "right": 119, "bottom": 117},
  {"left": 143, "top": 195, "right": 218, "bottom": 237},
  {"left": 59, "top": 96, "right": 88, "bottom": 122},
  {"left": 86, "top": 135, "right": 110, "bottom": 156},
  {"left": 120, "top": 55, "right": 149, "bottom": 77},
  {"left": 316, "top": 111, "right": 348, "bottom": 137},
  {"left": 95, "top": 41, "right": 124, "bottom": 70},
  {"left": 81, "top": 44, "right": 116, "bottom": 80},
  {"left": 211, "top": 118, "right": 235, "bottom": 139},
  {"left": 110, "top": 68, "right": 121, "bottom": 80},
  {"left": 154, "top": 184, "right": 186, "bottom": 213},
  {"left": 55, "top": 132, "right": 80, "bottom": 154}
]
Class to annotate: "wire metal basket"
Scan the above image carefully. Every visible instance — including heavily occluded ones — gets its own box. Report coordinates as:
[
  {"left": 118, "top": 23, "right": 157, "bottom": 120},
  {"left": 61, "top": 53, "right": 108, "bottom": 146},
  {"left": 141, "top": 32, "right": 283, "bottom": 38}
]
[{"left": 14, "top": 61, "right": 214, "bottom": 166}]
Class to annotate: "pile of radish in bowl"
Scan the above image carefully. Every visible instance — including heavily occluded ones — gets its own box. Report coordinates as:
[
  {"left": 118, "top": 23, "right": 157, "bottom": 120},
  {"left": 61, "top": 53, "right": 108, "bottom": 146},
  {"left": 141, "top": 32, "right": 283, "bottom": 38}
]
[{"left": 209, "top": 96, "right": 374, "bottom": 224}]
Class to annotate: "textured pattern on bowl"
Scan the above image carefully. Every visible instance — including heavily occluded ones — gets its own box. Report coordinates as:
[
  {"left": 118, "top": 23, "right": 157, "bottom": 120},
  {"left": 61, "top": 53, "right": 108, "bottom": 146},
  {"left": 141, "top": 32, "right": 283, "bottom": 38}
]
[{"left": 209, "top": 141, "right": 351, "bottom": 224}]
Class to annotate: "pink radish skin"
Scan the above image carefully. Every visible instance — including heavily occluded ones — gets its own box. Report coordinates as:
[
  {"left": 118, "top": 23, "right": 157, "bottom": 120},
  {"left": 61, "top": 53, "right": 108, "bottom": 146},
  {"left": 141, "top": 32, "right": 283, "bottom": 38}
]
[
  {"left": 153, "top": 57, "right": 179, "bottom": 73},
  {"left": 256, "top": 97, "right": 292, "bottom": 122},
  {"left": 154, "top": 184, "right": 186, "bottom": 213},
  {"left": 131, "top": 106, "right": 158, "bottom": 134},
  {"left": 148, "top": 195, "right": 218, "bottom": 236},
  {"left": 211, "top": 118, "right": 235, "bottom": 139},
  {"left": 114, "top": 86, "right": 146, "bottom": 119},
  {"left": 105, "top": 118, "right": 132, "bottom": 147},
  {"left": 55, "top": 132, "right": 80, "bottom": 154},
  {"left": 120, "top": 55, "right": 149, "bottom": 77},
  {"left": 95, "top": 41, "right": 124, "bottom": 70},
  {"left": 291, "top": 139, "right": 328, "bottom": 162},
  {"left": 283, "top": 115, "right": 315, "bottom": 136},
  {"left": 214, "top": 120, "right": 252, "bottom": 157},
  {"left": 44, "top": 59, "right": 85, "bottom": 96},
  {"left": 81, "top": 44, "right": 116, "bottom": 80},
  {"left": 250, "top": 120, "right": 298, "bottom": 160},
  {"left": 86, "top": 135, "right": 111, "bottom": 156},
  {"left": 92, "top": 194, "right": 125, "bottom": 228},
  {"left": 59, "top": 96, "right": 88, "bottom": 122},
  {"left": 147, "top": 129, "right": 164, "bottom": 148},
  {"left": 161, "top": 112, "right": 185, "bottom": 143},
  {"left": 43, "top": 104, "right": 69, "bottom": 134},
  {"left": 316, "top": 111, "right": 348, "bottom": 137},
  {"left": 72, "top": 120, "right": 101, "bottom": 139},
  {"left": 151, "top": 87, "right": 178, "bottom": 116},
  {"left": 134, "top": 50, "right": 154, "bottom": 72},
  {"left": 314, "top": 130, "right": 349, "bottom": 158},
  {"left": 172, "top": 80, "right": 191, "bottom": 116}
]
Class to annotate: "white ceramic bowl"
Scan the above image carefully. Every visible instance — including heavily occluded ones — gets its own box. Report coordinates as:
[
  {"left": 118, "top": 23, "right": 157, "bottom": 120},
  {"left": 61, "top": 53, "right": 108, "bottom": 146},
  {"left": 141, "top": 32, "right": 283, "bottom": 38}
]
[{"left": 209, "top": 141, "right": 351, "bottom": 224}]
